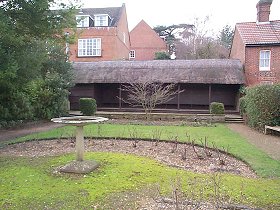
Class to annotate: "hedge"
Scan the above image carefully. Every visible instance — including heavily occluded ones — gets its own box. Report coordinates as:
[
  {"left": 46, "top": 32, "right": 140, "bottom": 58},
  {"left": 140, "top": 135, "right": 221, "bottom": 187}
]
[
  {"left": 244, "top": 84, "right": 280, "bottom": 130},
  {"left": 79, "top": 98, "right": 97, "bottom": 116},
  {"left": 210, "top": 102, "right": 225, "bottom": 114}
]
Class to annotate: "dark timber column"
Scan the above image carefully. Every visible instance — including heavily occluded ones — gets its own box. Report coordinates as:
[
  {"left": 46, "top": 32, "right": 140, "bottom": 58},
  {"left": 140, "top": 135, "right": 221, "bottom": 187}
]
[
  {"left": 236, "top": 86, "right": 240, "bottom": 111},
  {"left": 177, "top": 84, "right": 181, "bottom": 110},
  {"left": 119, "top": 84, "right": 122, "bottom": 109},
  {"left": 208, "top": 84, "right": 212, "bottom": 109}
]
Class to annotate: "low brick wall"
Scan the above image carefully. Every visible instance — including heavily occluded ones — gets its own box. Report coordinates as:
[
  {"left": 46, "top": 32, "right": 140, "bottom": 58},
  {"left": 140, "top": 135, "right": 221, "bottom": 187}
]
[{"left": 98, "top": 112, "right": 225, "bottom": 123}]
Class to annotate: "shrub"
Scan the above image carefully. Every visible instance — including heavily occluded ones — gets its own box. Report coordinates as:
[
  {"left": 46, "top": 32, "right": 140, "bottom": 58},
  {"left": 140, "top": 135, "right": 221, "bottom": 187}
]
[
  {"left": 155, "top": 52, "right": 170, "bottom": 60},
  {"left": 245, "top": 84, "right": 280, "bottom": 130},
  {"left": 79, "top": 98, "right": 97, "bottom": 116},
  {"left": 0, "top": 90, "right": 34, "bottom": 121},
  {"left": 239, "top": 97, "right": 246, "bottom": 116},
  {"left": 210, "top": 102, "right": 225, "bottom": 114},
  {"left": 26, "top": 74, "right": 71, "bottom": 120}
]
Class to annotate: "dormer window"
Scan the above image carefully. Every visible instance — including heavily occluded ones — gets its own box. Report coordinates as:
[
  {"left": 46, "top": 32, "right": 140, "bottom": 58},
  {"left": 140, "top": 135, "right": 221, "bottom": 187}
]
[
  {"left": 76, "top": 15, "right": 90, "bottom": 27},
  {"left": 94, "top": 14, "right": 109, "bottom": 26}
]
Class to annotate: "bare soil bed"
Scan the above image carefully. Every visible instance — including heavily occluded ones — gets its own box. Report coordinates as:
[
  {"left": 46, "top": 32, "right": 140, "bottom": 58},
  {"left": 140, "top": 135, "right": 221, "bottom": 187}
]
[{"left": 0, "top": 138, "right": 256, "bottom": 178}]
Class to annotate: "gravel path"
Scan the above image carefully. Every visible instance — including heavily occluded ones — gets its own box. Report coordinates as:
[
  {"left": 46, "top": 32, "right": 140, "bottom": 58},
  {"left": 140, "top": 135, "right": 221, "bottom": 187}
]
[
  {"left": 227, "top": 123, "right": 280, "bottom": 160},
  {"left": 0, "top": 121, "right": 63, "bottom": 143}
]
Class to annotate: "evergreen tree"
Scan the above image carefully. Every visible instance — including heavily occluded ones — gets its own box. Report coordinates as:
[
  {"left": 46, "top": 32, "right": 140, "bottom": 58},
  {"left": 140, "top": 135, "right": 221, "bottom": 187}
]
[
  {"left": 0, "top": 0, "right": 77, "bottom": 125},
  {"left": 219, "top": 25, "right": 234, "bottom": 49}
]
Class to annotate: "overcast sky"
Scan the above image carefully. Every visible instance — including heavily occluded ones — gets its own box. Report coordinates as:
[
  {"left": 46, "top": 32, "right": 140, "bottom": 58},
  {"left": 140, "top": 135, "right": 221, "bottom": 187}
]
[{"left": 78, "top": 0, "right": 280, "bottom": 35}]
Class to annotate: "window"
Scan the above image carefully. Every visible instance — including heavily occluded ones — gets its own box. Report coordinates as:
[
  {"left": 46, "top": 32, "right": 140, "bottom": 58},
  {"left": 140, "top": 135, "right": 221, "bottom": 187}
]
[
  {"left": 95, "top": 15, "right": 109, "bottom": 26},
  {"left": 78, "top": 38, "right": 101, "bottom": 57},
  {"left": 76, "top": 15, "right": 90, "bottom": 27},
  {"left": 129, "top": 50, "right": 135, "bottom": 59},
  {"left": 259, "top": 50, "right": 271, "bottom": 71}
]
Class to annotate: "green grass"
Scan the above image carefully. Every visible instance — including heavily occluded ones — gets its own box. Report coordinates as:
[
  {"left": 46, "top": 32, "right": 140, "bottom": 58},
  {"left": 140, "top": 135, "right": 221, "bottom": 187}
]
[
  {"left": 5, "top": 123, "right": 280, "bottom": 178},
  {"left": 0, "top": 153, "right": 280, "bottom": 209}
]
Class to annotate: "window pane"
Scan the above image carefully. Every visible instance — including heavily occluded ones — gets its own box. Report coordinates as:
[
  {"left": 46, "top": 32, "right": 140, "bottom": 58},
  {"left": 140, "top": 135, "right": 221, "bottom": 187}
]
[
  {"left": 97, "top": 39, "right": 101, "bottom": 48},
  {"left": 265, "top": 51, "right": 270, "bottom": 58},
  {"left": 260, "top": 60, "right": 264, "bottom": 67},
  {"left": 76, "top": 16, "right": 89, "bottom": 27},
  {"left": 259, "top": 50, "right": 270, "bottom": 70},
  {"left": 78, "top": 38, "right": 101, "bottom": 56},
  {"left": 95, "top": 15, "right": 108, "bottom": 26},
  {"left": 265, "top": 60, "right": 269, "bottom": 67}
]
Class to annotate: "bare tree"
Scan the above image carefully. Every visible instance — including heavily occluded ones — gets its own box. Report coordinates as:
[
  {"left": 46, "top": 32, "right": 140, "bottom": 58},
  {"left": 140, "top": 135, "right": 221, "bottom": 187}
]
[
  {"left": 175, "top": 16, "right": 230, "bottom": 59},
  {"left": 120, "top": 81, "right": 183, "bottom": 120}
]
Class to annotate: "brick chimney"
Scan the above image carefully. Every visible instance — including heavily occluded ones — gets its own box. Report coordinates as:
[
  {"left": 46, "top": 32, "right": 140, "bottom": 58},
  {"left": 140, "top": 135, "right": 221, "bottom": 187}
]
[{"left": 256, "top": 0, "right": 273, "bottom": 23}]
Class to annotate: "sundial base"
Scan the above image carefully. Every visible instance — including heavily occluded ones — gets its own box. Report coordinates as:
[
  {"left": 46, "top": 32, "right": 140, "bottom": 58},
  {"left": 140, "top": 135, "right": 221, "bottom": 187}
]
[{"left": 59, "top": 160, "right": 100, "bottom": 174}]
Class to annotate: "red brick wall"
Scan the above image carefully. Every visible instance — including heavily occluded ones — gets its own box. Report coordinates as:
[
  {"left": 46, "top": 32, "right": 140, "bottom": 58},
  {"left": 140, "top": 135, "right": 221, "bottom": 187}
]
[
  {"left": 230, "top": 29, "right": 245, "bottom": 63},
  {"left": 68, "top": 4, "right": 130, "bottom": 62},
  {"left": 114, "top": 4, "right": 130, "bottom": 60},
  {"left": 130, "top": 20, "right": 167, "bottom": 60},
  {"left": 245, "top": 46, "right": 280, "bottom": 86},
  {"left": 68, "top": 27, "right": 118, "bottom": 62},
  {"left": 256, "top": 2, "right": 271, "bottom": 22}
]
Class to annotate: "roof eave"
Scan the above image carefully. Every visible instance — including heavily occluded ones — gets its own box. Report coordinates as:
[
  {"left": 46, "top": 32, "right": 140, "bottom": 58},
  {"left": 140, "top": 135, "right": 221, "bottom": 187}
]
[{"left": 245, "top": 43, "right": 280, "bottom": 47}]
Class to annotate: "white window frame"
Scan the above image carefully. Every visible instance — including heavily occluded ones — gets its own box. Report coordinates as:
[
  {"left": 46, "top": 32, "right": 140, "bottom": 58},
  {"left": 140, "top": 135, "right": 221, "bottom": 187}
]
[
  {"left": 78, "top": 38, "right": 101, "bottom": 57},
  {"left": 94, "top": 14, "right": 109, "bottom": 26},
  {"left": 76, "top": 15, "right": 90, "bottom": 27},
  {"left": 259, "top": 50, "right": 271, "bottom": 71},
  {"left": 129, "top": 50, "right": 135, "bottom": 59}
]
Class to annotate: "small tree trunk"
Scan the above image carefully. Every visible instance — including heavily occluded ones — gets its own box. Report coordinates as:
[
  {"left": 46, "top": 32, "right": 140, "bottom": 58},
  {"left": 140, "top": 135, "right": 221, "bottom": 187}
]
[{"left": 145, "top": 109, "right": 152, "bottom": 121}]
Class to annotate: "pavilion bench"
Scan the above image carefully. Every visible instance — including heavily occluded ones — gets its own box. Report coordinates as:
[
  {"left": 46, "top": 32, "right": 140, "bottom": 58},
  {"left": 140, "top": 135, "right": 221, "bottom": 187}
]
[{"left": 264, "top": 125, "right": 280, "bottom": 135}]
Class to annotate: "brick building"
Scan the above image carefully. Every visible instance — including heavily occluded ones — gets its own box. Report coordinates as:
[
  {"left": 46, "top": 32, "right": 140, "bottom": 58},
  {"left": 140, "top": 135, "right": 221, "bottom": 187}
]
[
  {"left": 230, "top": 0, "right": 280, "bottom": 86},
  {"left": 129, "top": 20, "right": 167, "bottom": 60},
  {"left": 67, "top": 4, "right": 130, "bottom": 62}
]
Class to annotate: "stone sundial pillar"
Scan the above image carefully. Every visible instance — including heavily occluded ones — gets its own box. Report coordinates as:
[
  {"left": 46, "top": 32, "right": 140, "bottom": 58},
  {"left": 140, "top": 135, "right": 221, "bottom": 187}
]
[
  {"left": 51, "top": 116, "right": 108, "bottom": 174},
  {"left": 76, "top": 125, "right": 85, "bottom": 161}
]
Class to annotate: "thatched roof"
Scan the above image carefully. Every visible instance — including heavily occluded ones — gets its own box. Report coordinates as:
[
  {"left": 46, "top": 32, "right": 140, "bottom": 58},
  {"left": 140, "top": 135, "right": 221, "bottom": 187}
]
[{"left": 73, "top": 60, "right": 245, "bottom": 84}]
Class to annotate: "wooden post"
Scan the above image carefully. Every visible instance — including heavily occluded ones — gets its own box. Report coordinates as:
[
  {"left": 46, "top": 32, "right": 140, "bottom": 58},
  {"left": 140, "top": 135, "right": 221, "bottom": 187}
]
[
  {"left": 236, "top": 87, "right": 240, "bottom": 111},
  {"left": 76, "top": 125, "right": 84, "bottom": 161},
  {"left": 177, "top": 84, "right": 180, "bottom": 110},
  {"left": 119, "top": 84, "right": 122, "bottom": 109},
  {"left": 208, "top": 84, "right": 212, "bottom": 110}
]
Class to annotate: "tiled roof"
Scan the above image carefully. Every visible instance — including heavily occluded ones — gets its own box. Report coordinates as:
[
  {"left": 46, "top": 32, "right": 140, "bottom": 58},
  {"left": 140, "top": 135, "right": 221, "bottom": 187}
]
[
  {"left": 236, "top": 20, "right": 280, "bottom": 45},
  {"left": 77, "top": 6, "right": 123, "bottom": 26}
]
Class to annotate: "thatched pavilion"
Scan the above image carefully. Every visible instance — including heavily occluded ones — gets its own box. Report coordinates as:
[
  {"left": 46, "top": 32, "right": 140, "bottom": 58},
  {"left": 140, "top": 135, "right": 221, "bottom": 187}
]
[{"left": 70, "top": 59, "right": 245, "bottom": 112}]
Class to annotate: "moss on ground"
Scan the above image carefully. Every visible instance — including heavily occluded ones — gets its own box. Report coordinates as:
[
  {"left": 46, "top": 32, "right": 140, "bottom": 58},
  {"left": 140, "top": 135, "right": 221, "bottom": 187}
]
[{"left": 0, "top": 152, "right": 280, "bottom": 209}]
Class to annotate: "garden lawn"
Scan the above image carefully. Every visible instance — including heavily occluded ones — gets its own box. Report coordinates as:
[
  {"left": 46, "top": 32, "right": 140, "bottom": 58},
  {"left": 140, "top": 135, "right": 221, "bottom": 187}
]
[
  {"left": 0, "top": 153, "right": 280, "bottom": 209},
  {"left": 3, "top": 123, "right": 280, "bottom": 178}
]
